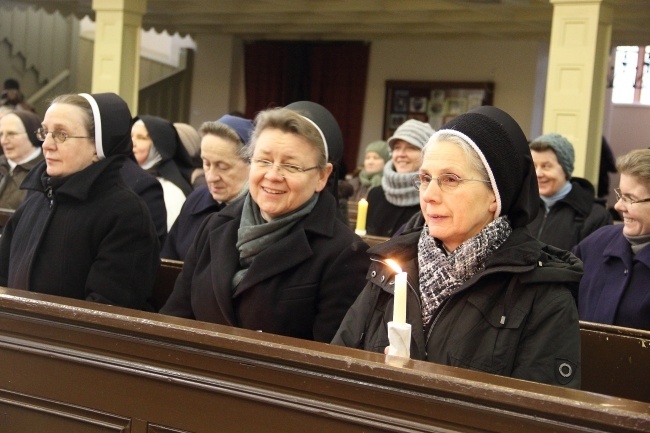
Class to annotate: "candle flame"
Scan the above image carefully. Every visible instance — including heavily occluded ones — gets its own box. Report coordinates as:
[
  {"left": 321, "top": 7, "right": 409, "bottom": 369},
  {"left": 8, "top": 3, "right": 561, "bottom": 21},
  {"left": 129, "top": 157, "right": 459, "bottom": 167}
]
[{"left": 385, "top": 259, "right": 402, "bottom": 273}]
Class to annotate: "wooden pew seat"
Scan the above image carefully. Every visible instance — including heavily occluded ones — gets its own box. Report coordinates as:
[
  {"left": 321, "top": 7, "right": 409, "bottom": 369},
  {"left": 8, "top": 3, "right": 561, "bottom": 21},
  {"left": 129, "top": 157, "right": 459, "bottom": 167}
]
[
  {"left": 151, "top": 259, "right": 649, "bottom": 404},
  {"left": 0, "top": 287, "right": 648, "bottom": 432}
]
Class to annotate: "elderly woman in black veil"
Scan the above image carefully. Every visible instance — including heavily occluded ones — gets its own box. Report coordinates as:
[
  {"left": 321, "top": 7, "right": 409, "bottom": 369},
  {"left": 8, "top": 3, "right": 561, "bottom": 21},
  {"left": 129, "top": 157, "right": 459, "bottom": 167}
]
[
  {"left": 0, "top": 93, "right": 159, "bottom": 310},
  {"left": 132, "top": 114, "right": 194, "bottom": 229},
  {"left": 333, "top": 106, "right": 582, "bottom": 388}
]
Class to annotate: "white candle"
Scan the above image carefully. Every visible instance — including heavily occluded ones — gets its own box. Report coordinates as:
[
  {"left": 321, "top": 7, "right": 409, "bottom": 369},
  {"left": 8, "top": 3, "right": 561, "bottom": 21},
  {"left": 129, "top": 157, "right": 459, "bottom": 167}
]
[
  {"left": 355, "top": 198, "right": 368, "bottom": 235},
  {"left": 386, "top": 259, "right": 407, "bottom": 324}
]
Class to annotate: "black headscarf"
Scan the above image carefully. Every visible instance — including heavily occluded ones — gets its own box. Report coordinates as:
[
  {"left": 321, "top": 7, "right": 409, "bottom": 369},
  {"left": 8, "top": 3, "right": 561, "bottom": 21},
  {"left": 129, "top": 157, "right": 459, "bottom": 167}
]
[
  {"left": 135, "top": 115, "right": 193, "bottom": 196},
  {"left": 11, "top": 111, "right": 42, "bottom": 148},
  {"left": 284, "top": 101, "right": 344, "bottom": 204},
  {"left": 78, "top": 93, "right": 134, "bottom": 158},
  {"left": 436, "top": 106, "right": 539, "bottom": 229}
]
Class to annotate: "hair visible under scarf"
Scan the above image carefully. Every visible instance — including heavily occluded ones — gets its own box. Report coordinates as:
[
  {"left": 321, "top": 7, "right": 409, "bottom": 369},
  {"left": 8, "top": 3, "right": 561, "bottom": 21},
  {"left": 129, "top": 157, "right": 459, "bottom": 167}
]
[
  {"left": 417, "top": 216, "right": 512, "bottom": 328},
  {"left": 381, "top": 160, "right": 420, "bottom": 207}
]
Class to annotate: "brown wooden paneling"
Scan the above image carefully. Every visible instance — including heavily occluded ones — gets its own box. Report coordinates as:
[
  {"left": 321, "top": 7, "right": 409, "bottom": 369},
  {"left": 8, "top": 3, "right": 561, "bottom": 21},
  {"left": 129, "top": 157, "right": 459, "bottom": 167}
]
[
  {"left": 579, "top": 321, "right": 650, "bottom": 402},
  {"left": 0, "top": 389, "right": 131, "bottom": 432},
  {"left": 0, "top": 288, "right": 648, "bottom": 432},
  {"left": 150, "top": 259, "right": 184, "bottom": 312}
]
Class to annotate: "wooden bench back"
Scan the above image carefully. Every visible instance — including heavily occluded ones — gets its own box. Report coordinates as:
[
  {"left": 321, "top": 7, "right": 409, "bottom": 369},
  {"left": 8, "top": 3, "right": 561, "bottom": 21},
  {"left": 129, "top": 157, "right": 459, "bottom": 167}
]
[
  {"left": 579, "top": 321, "right": 650, "bottom": 402},
  {"left": 152, "top": 259, "right": 649, "bottom": 403},
  {"left": 0, "top": 287, "right": 647, "bottom": 432}
]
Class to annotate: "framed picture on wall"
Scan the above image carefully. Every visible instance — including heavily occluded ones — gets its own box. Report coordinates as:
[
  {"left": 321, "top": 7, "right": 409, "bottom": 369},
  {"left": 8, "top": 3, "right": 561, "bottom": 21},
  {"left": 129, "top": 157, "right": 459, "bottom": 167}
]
[{"left": 383, "top": 80, "right": 494, "bottom": 138}]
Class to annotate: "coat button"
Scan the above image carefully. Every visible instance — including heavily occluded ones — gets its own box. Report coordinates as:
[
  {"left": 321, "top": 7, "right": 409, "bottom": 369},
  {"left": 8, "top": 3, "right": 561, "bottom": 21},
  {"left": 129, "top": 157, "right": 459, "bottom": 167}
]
[
  {"left": 380, "top": 275, "right": 385, "bottom": 282},
  {"left": 624, "top": 269, "right": 628, "bottom": 275},
  {"left": 371, "top": 271, "right": 377, "bottom": 277}
]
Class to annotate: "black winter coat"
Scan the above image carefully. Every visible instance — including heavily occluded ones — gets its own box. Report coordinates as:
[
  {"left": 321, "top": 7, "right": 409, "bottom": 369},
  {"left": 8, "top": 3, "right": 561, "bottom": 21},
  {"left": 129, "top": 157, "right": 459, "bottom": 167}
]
[
  {"left": 527, "top": 178, "right": 611, "bottom": 251},
  {"left": 121, "top": 157, "right": 167, "bottom": 246},
  {"left": 161, "top": 185, "right": 224, "bottom": 261},
  {"left": 0, "top": 157, "right": 160, "bottom": 310},
  {"left": 332, "top": 228, "right": 583, "bottom": 388},
  {"left": 161, "top": 191, "right": 370, "bottom": 342},
  {"left": 366, "top": 185, "right": 420, "bottom": 237}
]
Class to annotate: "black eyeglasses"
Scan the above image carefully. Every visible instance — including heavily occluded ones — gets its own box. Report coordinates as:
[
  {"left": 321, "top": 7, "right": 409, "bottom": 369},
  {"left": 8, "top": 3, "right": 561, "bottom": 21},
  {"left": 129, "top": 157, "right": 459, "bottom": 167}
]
[
  {"left": 412, "top": 173, "right": 490, "bottom": 192},
  {"left": 614, "top": 188, "right": 650, "bottom": 206},
  {"left": 35, "top": 127, "right": 91, "bottom": 144},
  {"left": 252, "top": 158, "right": 320, "bottom": 177}
]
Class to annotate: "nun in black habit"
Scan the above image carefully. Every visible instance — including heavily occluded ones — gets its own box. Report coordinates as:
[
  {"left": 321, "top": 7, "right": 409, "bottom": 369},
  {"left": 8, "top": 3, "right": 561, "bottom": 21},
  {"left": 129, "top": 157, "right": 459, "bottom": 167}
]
[
  {"left": 160, "top": 103, "right": 369, "bottom": 343},
  {"left": 0, "top": 92, "right": 160, "bottom": 310},
  {"left": 131, "top": 115, "right": 194, "bottom": 230}
]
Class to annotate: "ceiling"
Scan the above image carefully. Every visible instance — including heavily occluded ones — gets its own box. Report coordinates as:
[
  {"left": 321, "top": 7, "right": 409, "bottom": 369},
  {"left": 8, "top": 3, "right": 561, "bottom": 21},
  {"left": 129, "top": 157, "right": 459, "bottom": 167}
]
[{"left": 4, "top": 0, "right": 650, "bottom": 45}]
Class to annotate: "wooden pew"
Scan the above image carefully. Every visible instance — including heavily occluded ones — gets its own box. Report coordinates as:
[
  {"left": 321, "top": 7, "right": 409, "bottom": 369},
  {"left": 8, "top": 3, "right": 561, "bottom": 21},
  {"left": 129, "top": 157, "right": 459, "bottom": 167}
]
[
  {"left": 361, "top": 234, "right": 390, "bottom": 247},
  {"left": 579, "top": 321, "right": 650, "bottom": 402},
  {"left": 151, "top": 259, "right": 650, "bottom": 403},
  {"left": 149, "top": 258, "right": 183, "bottom": 311},
  {"left": 0, "top": 287, "right": 648, "bottom": 432},
  {"left": 347, "top": 199, "right": 358, "bottom": 229}
]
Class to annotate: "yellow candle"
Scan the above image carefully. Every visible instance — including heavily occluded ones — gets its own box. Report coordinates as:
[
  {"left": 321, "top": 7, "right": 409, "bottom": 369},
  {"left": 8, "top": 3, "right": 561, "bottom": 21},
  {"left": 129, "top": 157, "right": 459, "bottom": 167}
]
[
  {"left": 386, "top": 259, "right": 407, "bottom": 324},
  {"left": 355, "top": 198, "right": 368, "bottom": 235}
]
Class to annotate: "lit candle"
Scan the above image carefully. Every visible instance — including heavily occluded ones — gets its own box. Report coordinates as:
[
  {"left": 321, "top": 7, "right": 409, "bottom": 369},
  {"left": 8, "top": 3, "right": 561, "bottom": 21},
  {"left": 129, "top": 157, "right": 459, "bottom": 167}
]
[
  {"left": 385, "top": 259, "right": 411, "bottom": 359},
  {"left": 355, "top": 198, "right": 368, "bottom": 235},
  {"left": 386, "top": 259, "right": 407, "bottom": 324}
]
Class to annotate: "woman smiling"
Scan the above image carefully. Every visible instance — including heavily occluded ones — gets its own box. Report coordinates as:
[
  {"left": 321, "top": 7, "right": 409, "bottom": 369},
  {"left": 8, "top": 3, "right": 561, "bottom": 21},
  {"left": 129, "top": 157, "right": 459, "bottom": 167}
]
[{"left": 161, "top": 104, "right": 369, "bottom": 342}]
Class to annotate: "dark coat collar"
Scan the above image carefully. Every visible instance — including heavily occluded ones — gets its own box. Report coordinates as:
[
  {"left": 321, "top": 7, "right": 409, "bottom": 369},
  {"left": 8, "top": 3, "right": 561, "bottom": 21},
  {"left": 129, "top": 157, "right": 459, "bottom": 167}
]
[{"left": 21, "top": 155, "right": 126, "bottom": 202}]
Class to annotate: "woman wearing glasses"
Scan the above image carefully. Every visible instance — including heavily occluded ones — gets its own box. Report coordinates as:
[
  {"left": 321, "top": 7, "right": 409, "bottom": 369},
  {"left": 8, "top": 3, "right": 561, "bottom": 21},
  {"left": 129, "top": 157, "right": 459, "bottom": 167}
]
[
  {"left": 0, "top": 93, "right": 159, "bottom": 310},
  {"left": 573, "top": 149, "right": 650, "bottom": 331},
  {"left": 161, "top": 104, "right": 369, "bottom": 343},
  {"left": 333, "top": 106, "right": 582, "bottom": 388}
]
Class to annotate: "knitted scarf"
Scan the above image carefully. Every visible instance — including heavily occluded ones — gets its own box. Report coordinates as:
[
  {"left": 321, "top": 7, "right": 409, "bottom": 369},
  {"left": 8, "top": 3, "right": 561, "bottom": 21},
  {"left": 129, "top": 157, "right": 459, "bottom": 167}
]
[
  {"left": 417, "top": 216, "right": 512, "bottom": 328},
  {"left": 232, "top": 192, "right": 319, "bottom": 288},
  {"left": 381, "top": 160, "right": 420, "bottom": 207},
  {"left": 358, "top": 169, "right": 383, "bottom": 189}
]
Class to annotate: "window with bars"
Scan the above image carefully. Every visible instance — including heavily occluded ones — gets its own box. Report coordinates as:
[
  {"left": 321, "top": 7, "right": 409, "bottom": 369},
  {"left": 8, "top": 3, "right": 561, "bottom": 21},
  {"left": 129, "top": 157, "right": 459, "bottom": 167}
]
[{"left": 610, "top": 45, "right": 650, "bottom": 105}]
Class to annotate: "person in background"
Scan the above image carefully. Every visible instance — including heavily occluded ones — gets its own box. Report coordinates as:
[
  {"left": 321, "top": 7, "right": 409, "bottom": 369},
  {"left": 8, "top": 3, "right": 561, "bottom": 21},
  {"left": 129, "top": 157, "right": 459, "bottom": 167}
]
[
  {"left": 160, "top": 104, "right": 369, "bottom": 343},
  {"left": 338, "top": 140, "right": 390, "bottom": 226},
  {"left": 0, "top": 111, "right": 43, "bottom": 209},
  {"left": 0, "top": 93, "right": 159, "bottom": 310},
  {"left": 0, "top": 79, "right": 36, "bottom": 113},
  {"left": 527, "top": 133, "right": 611, "bottom": 251},
  {"left": 346, "top": 140, "right": 390, "bottom": 202},
  {"left": 174, "top": 122, "right": 205, "bottom": 188},
  {"left": 132, "top": 115, "right": 194, "bottom": 230},
  {"left": 598, "top": 136, "right": 617, "bottom": 200},
  {"left": 162, "top": 114, "right": 253, "bottom": 261},
  {"left": 333, "top": 106, "right": 581, "bottom": 388},
  {"left": 573, "top": 149, "right": 650, "bottom": 331},
  {"left": 366, "top": 119, "right": 434, "bottom": 237}
]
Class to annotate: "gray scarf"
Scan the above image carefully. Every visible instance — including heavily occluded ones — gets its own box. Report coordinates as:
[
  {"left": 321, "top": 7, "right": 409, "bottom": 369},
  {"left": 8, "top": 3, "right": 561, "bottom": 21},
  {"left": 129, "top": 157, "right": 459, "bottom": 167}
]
[
  {"left": 624, "top": 232, "right": 650, "bottom": 254},
  {"left": 232, "top": 192, "right": 319, "bottom": 288},
  {"left": 417, "top": 216, "right": 512, "bottom": 328},
  {"left": 381, "top": 160, "right": 420, "bottom": 207}
]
